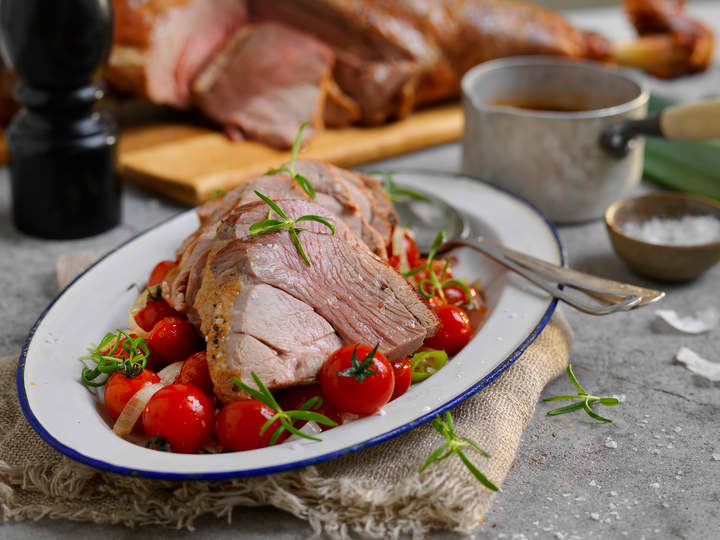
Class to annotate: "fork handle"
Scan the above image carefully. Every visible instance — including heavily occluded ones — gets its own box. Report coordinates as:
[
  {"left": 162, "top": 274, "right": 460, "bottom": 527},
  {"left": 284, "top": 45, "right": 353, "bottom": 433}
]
[{"left": 438, "top": 238, "right": 664, "bottom": 316}]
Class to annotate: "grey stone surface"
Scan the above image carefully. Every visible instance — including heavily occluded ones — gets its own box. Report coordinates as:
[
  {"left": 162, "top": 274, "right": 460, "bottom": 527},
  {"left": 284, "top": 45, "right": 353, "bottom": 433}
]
[{"left": 2, "top": 4, "right": 720, "bottom": 539}]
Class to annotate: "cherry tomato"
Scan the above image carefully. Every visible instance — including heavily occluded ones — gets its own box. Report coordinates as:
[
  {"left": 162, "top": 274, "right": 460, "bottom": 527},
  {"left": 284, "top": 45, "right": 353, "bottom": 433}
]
[
  {"left": 176, "top": 351, "right": 214, "bottom": 395},
  {"left": 147, "top": 316, "right": 202, "bottom": 370},
  {"left": 390, "top": 357, "right": 412, "bottom": 400},
  {"left": 278, "top": 383, "right": 343, "bottom": 431},
  {"left": 424, "top": 304, "right": 472, "bottom": 356},
  {"left": 319, "top": 344, "right": 395, "bottom": 415},
  {"left": 388, "top": 230, "right": 420, "bottom": 269},
  {"left": 148, "top": 260, "right": 176, "bottom": 287},
  {"left": 142, "top": 384, "right": 215, "bottom": 454},
  {"left": 134, "top": 296, "right": 180, "bottom": 332},
  {"left": 104, "top": 369, "right": 161, "bottom": 422},
  {"left": 215, "top": 399, "right": 287, "bottom": 451},
  {"left": 107, "top": 333, "right": 139, "bottom": 361}
]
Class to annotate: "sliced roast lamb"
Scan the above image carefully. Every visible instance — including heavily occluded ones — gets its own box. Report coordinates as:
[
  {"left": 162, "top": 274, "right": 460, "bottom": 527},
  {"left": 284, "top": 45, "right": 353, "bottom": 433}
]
[
  {"left": 192, "top": 22, "right": 334, "bottom": 148},
  {"left": 145, "top": 0, "right": 247, "bottom": 108},
  {"left": 191, "top": 199, "right": 439, "bottom": 402},
  {"left": 163, "top": 161, "right": 395, "bottom": 320}
]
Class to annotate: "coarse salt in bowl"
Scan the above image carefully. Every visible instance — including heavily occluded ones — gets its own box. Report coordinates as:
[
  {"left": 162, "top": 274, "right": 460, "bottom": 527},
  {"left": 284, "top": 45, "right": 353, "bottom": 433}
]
[{"left": 604, "top": 192, "right": 720, "bottom": 282}]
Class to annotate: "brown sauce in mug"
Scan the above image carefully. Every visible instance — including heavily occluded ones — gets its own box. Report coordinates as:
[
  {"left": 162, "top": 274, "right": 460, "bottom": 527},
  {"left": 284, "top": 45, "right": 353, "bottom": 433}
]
[{"left": 489, "top": 99, "right": 607, "bottom": 112}]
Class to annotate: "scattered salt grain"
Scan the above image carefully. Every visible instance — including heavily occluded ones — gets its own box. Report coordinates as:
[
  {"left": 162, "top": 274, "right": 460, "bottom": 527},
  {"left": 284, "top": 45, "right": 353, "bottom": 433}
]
[
  {"left": 650, "top": 482, "right": 660, "bottom": 489},
  {"left": 675, "top": 346, "right": 720, "bottom": 385},
  {"left": 674, "top": 427, "right": 682, "bottom": 433},
  {"left": 623, "top": 215, "right": 720, "bottom": 245},
  {"left": 590, "top": 513, "right": 600, "bottom": 521},
  {"left": 711, "top": 453, "right": 720, "bottom": 461},
  {"left": 605, "top": 438, "right": 618, "bottom": 449},
  {"left": 609, "top": 491, "right": 618, "bottom": 497},
  {"left": 589, "top": 480, "right": 598, "bottom": 487},
  {"left": 655, "top": 308, "right": 719, "bottom": 334}
]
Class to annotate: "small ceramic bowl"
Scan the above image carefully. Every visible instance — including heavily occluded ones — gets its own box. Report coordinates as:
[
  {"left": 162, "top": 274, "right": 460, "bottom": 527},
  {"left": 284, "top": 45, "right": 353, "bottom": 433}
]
[{"left": 604, "top": 193, "right": 720, "bottom": 282}]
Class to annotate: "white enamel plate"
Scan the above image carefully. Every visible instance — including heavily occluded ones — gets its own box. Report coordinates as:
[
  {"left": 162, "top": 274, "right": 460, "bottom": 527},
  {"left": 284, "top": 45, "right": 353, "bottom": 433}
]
[{"left": 18, "top": 172, "right": 563, "bottom": 480}]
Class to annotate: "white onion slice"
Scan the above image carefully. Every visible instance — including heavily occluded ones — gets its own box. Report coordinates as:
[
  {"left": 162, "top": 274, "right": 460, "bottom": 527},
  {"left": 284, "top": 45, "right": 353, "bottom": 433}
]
[
  {"left": 340, "top": 412, "right": 360, "bottom": 424},
  {"left": 391, "top": 226, "right": 412, "bottom": 274},
  {"left": 112, "top": 383, "right": 164, "bottom": 435},
  {"left": 285, "top": 421, "right": 322, "bottom": 442},
  {"left": 128, "top": 290, "right": 150, "bottom": 339},
  {"left": 158, "top": 361, "right": 184, "bottom": 385}
]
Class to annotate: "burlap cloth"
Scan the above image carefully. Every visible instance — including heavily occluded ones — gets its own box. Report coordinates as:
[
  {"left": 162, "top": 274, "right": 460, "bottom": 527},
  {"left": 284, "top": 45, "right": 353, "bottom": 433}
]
[{"left": 0, "top": 252, "right": 572, "bottom": 538}]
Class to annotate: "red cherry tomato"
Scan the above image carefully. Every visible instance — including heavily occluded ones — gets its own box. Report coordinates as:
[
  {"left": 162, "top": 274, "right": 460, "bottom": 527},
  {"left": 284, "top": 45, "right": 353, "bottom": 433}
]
[
  {"left": 388, "top": 231, "right": 420, "bottom": 269},
  {"left": 390, "top": 357, "right": 412, "bottom": 400},
  {"left": 148, "top": 260, "right": 176, "bottom": 287},
  {"left": 424, "top": 304, "right": 472, "bottom": 356},
  {"left": 142, "top": 384, "right": 215, "bottom": 454},
  {"left": 134, "top": 296, "right": 180, "bottom": 332},
  {"left": 147, "top": 316, "right": 201, "bottom": 370},
  {"left": 319, "top": 344, "right": 395, "bottom": 415},
  {"left": 176, "top": 351, "right": 214, "bottom": 395},
  {"left": 215, "top": 399, "right": 287, "bottom": 451},
  {"left": 278, "top": 383, "right": 343, "bottom": 431},
  {"left": 104, "top": 369, "right": 161, "bottom": 422}
]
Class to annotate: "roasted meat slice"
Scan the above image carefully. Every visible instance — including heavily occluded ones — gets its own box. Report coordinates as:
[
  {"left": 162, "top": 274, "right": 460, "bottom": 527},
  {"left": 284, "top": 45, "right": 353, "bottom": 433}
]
[
  {"left": 194, "top": 199, "right": 438, "bottom": 401},
  {"left": 164, "top": 173, "right": 310, "bottom": 316},
  {"left": 249, "top": 0, "right": 425, "bottom": 125},
  {"left": 145, "top": 0, "right": 247, "bottom": 108},
  {"left": 164, "top": 162, "right": 396, "bottom": 318},
  {"left": 192, "top": 22, "right": 334, "bottom": 148}
]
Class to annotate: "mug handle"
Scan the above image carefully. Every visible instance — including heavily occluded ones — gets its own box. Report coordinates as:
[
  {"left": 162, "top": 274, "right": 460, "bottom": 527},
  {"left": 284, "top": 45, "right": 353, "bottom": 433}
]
[{"left": 599, "top": 98, "right": 720, "bottom": 158}]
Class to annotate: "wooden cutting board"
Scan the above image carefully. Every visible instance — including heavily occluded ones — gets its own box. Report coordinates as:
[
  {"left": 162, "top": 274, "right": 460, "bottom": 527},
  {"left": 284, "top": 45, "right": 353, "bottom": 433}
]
[
  {"left": 118, "top": 103, "right": 463, "bottom": 205},
  {"left": 0, "top": 104, "right": 462, "bottom": 204}
]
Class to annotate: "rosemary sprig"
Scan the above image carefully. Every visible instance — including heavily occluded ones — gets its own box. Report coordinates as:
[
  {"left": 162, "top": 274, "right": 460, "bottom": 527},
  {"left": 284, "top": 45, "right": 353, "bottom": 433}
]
[
  {"left": 232, "top": 372, "right": 338, "bottom": 445},
  {"left": 420, "top": 412, "right": 498, "bottom": 492},
  {"left": 403, "top": 231, "right": 472, "bottom": 306},
  {"left": 370, "top": 171, "right": 431, "bottom": 203},
  {"left": 265, "top": 121, "right": 315, "bottom": 199},
  {"left": 543, "top": 364, "right": 620, "bottom": 423},
  {"left": 80, "top": 330, "right": 149, "bottom": 387},
  {"left": 337, "top": 344, "right": 379, "bottom": 382},
  {"left": 249, "top": 190, "right": 335, "bottom": 266}
]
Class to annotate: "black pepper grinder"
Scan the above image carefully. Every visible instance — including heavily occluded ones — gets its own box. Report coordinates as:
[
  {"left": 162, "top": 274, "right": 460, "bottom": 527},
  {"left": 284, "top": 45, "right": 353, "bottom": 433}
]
[{"left": 0, "top": 0, "right": 120, "bottom": 239}]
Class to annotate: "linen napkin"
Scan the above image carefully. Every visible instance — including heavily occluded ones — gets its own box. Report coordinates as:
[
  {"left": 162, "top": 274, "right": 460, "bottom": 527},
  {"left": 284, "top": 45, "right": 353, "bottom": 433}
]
[{"left": 0, "top": 252, "right": 572, "bottom": 538}]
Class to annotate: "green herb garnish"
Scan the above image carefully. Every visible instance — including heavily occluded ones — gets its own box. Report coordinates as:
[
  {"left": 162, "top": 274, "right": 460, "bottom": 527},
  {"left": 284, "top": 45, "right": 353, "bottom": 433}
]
[
  {"left": 337, "top": 344, "right": 379, "bottom": 382},
  {"left": 80, "top": 330, "right": 149, "bottom": 387},
  {"left": 410, "top": 349, "right": 448, "bottom": 382},
  {"left": 249, "top": 190, "right": 334, "bottom": 266},
  {"left": 403, "top": 231, "right": 471, "bottom": 306},
  {"left": 370, "top": 171, "right": 431, "bottom": 203},
  {"left": 543, "top": 364, "right": 620, "bottom": 423},
  {"left": 209, "top": 188, "right": 227, "bottom": 200},
  {"left": 420, "top": 412, "right": 498, "bottom": 492},
  {"left": 265, "top": 121, "right": 315, "bottom": 199},
  {"left": 232, "top": 372, "right": 338, "bottom": 445}
]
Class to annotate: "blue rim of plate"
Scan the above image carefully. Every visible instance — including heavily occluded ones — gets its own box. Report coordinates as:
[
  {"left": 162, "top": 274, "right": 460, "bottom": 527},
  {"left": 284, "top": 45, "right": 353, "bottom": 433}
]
[{"left": 16, "top": 171, "right": 565, "bottom": 481}]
